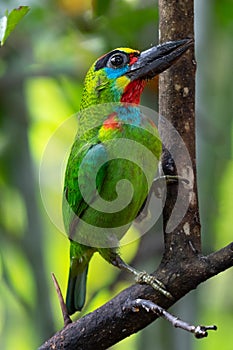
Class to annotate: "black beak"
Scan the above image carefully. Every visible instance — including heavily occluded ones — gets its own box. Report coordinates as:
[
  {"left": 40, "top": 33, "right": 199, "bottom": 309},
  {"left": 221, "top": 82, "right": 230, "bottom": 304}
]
[{"left": 127, "top": 38, "right": 193, "bottom": 81}]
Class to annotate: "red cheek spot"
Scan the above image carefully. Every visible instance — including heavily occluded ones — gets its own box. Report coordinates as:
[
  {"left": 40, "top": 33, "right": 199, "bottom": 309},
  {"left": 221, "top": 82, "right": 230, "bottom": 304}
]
[{"left": 130, "top": 56, "right": 138, "bottom": 65}]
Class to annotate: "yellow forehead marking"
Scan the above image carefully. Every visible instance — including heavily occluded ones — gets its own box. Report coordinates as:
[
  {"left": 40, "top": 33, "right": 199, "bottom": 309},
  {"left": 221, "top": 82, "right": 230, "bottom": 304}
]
[{"left": 116, "top": 47, "right": 140, "bottom": 54}]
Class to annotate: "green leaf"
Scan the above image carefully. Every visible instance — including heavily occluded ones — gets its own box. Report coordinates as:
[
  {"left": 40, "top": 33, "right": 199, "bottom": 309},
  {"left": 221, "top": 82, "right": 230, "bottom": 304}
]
[{"left": 0, "top": 6, "right": 30, "bottom": 46}]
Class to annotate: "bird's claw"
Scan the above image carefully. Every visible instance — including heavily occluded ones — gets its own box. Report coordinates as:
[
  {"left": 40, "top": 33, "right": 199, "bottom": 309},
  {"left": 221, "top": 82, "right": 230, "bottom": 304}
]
[
  {"left": 135, "top": 271, "right": 165, "bottom": 288},
  {"left": 135, "top": 271, "right": 173, "bottom": 299},
  {"left": 152, "top": 175, "right": 190, "bottom": 198},
  {"left": 153, "top": 175, "right": 189, "bottom": 187}
]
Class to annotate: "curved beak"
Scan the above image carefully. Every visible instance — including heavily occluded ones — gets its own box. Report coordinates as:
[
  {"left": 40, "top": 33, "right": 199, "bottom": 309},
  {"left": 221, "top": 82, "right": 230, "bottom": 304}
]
[{"left": 127, "top": 38, "right": 193, "bottom": 81}]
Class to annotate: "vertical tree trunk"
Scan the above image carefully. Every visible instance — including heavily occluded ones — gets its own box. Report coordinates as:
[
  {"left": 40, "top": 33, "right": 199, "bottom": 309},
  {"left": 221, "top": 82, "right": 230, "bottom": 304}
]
[{"left": 158, "top": 0, "right": 200, "bottom": 264}]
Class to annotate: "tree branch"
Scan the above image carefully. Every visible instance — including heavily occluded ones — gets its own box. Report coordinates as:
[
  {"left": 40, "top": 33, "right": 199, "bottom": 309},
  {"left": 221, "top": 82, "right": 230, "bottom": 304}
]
[
  {"left": 51, "top": 273, "right": 72, "bottom": 327},
  {"left": 124, "top": 299, "right": 217, "bottom": 339},
  {"left": 38, "top": 242, "right": 233, "bottom": 350}
]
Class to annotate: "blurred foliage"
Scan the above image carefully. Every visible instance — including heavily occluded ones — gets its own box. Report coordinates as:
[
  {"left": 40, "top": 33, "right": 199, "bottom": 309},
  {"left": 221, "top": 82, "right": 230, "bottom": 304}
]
[{"left": 0, "top": 0, "right": 232, "bottom": 349}]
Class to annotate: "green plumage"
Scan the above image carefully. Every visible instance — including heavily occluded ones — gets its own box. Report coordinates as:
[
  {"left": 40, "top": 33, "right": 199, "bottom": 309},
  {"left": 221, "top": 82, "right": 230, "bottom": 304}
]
[
  {"left": 63, "top": 108, "right": 161, "bottom": 313},
  {"left": 63, "top": 41, "right": 191, "bottom": 314}
]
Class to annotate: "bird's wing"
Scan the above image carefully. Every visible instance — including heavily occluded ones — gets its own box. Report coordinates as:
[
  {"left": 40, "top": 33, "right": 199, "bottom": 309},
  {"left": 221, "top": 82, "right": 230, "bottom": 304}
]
[{"left": 63, "top": 141, "right": 108, "bottom": 238}]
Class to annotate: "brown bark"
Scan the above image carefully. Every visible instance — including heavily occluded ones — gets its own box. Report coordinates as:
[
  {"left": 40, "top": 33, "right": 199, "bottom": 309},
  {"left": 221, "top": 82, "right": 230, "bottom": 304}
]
[{"left": 158, "top": 0, "right": 200, "bottom": 262}]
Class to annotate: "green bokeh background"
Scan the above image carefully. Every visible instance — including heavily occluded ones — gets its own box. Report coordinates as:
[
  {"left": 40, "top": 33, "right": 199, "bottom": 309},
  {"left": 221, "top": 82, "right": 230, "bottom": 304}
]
[{"left": 0, "top": 0, "right": 232, "bottom": 349}]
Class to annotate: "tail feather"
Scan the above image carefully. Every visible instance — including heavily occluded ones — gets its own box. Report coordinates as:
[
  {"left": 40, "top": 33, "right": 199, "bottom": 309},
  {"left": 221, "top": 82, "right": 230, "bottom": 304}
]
[{"left": 66, "top": 265, "right": 88, "bottom": 315}]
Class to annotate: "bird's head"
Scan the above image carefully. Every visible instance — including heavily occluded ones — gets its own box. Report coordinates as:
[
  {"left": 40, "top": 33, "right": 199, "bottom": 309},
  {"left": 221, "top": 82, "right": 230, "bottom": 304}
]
[{"left": 80, "top": 39, "right": 193, "bottom": 109}]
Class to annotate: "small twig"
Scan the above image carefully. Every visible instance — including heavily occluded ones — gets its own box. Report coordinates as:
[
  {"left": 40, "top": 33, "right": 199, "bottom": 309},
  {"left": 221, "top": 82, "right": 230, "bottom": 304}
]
[
  {"left": 124, "top": 298, "right": 217, "bottom": 339},
  {"left": 51, "top": 273, "right": 72, "bottom": 327}
]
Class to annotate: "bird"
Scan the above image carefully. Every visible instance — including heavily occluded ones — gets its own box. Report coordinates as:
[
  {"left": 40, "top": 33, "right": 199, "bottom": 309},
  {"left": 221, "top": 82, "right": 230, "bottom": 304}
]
[{"left": 63, "top": 38, "right": 192, "bottom": 315}]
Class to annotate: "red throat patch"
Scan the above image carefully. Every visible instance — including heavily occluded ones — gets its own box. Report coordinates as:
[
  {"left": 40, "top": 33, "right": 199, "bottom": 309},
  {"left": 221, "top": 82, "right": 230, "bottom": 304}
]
[{"left": 121, "top": 80, "right": 146, "bottom": 104}]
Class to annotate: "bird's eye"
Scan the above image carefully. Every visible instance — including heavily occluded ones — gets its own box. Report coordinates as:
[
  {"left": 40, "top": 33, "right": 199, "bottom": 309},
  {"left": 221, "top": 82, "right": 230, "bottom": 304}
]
[{"left": 107, "top": 53, "right": 128, "bottom": 69}]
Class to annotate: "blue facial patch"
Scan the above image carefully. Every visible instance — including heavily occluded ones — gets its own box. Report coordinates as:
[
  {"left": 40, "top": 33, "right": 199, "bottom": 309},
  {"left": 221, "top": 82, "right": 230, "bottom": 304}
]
[{"left": 104, "top": 66, "right": 129, "bottom": 80}]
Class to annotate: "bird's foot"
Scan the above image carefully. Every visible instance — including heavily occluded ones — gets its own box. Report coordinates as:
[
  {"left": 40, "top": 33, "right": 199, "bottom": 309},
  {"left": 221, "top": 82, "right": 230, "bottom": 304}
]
[
  {"left": 153, "top": 174, "right": 189, "bottom": 188},
  {"left": 134, "top": 271, "right": 173, "bottom": 299},
  {"left": 110, "top": 255, "right": 173, "bottom": 300},
  {"left": 152, "top": 175, "right": 189, "bottom": 198},
  {"left": 169, "top": 175, "right": 189, "bottom": 184}
]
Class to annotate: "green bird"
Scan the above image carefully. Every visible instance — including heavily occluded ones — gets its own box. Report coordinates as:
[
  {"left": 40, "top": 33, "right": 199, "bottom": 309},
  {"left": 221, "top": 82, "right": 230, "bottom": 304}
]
[{"left": 63, "top": 39, "right": 192, "bottom": 315}]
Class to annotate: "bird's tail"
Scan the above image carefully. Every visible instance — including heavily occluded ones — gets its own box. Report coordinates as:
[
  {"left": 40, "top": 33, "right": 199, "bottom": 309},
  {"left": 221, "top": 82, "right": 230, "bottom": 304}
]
[{"left": 66, "top": 262, "right": 88, "bottom": 315}]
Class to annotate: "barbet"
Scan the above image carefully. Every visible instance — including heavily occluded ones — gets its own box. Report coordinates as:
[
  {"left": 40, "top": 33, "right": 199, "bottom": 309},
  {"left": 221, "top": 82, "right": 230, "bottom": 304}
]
[{"left": 63, "top": 39, "right": 192, "bottom": 315}]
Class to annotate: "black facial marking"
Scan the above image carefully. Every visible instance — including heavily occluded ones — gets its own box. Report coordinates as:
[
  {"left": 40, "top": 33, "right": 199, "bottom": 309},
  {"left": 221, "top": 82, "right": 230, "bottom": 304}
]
[{"left": 95, "top": 50, "right": 129, "bottom": 71}]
